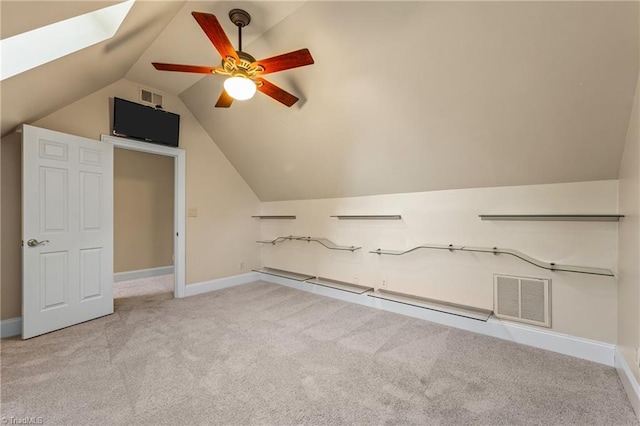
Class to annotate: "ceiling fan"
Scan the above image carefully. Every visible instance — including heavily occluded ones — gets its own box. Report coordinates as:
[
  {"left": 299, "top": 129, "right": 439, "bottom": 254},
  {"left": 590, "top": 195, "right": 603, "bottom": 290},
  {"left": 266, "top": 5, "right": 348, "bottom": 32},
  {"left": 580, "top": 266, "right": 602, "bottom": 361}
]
[{"left": 152, "top": 10, "right": 314, "bottom": 108}]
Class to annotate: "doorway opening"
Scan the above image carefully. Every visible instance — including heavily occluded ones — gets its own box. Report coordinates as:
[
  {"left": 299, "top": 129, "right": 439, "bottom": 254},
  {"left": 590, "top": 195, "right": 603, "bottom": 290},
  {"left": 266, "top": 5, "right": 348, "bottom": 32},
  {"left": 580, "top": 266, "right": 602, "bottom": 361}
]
[
  {"left": 113, "top": 148, "right": 174, "bottom": 298},
  {"left": 101, "top": 134, "right": 186, "bottom": 298}
]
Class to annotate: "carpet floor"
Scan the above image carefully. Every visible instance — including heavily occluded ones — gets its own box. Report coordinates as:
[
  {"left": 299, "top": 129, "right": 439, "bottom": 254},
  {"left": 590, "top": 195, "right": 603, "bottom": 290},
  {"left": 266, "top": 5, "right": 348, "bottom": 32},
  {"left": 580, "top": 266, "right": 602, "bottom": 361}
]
[
  {"left": 1, "top": 281, "right": 637, "bottom": 425},
  {"left": 114, "top": 274, "right": 174, "bottom": 299}
]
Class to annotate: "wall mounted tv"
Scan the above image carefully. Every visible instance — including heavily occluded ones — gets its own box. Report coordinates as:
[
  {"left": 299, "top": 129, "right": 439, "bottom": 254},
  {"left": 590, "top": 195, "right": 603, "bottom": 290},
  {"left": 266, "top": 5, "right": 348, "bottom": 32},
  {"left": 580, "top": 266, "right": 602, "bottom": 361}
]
[{"left": 112, "top": 97, "right": 180, "bottom": 147}]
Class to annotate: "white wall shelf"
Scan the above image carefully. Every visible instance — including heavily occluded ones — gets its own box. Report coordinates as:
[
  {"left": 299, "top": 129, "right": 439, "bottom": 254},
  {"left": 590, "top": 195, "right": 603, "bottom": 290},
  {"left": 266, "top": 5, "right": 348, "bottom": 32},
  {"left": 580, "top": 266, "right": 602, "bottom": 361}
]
[
  {"left": 253, "top": 269, "right": 372, "bottom": 294},
  {"left": 258, "top": 235, "right": 361, "bottom": 252},
  {"left": 253, "top": 268, "right": 491, "bottom": 322},
  {"left": 252, "top": 215, "right": 296, "bottom": 219},
  {"left": 330, "top": 215, "right": 402, "bottom": 220},
  {"left": 367, "top": 289, "right": 493, "bottom": 322},
  {"left": 252, "top": 267, "right": 315, "bottom": 281},
  {"left": 307, "top": 277, "right": 373, "bottom": 294},
  {"left": 479, "top": 214, "right": 623, "bottom": 222},
  {"left": 370, "top": 244, "right": 614, "bottom": 277}
]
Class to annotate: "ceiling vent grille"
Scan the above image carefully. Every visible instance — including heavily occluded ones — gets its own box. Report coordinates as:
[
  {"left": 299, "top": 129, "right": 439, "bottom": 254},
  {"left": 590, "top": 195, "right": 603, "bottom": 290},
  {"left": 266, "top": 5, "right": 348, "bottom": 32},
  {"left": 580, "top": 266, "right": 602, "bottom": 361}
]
[
  {"left": 494, "top": 275, "right": 551, "bottom": 328},
  {"left": 139, "top": 88, "right": 163, "bottom": 107}
]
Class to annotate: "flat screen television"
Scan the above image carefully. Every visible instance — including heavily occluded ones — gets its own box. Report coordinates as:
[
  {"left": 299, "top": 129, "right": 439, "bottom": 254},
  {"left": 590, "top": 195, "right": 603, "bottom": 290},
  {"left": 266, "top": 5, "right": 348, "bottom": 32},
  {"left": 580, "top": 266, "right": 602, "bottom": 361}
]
[{"left": 112, "top": 97, "right": 180, "bottom": 147}]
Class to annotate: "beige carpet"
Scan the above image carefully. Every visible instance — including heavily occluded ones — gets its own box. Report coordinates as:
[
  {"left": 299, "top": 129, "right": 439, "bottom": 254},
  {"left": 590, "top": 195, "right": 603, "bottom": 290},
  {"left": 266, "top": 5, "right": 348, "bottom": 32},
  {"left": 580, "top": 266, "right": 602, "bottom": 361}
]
[
  {"left": 1, "top": 281, "right": 637, "bottom": 425},
  {"left": 114, "top": 274, "right": 174, "bottom": 299}
]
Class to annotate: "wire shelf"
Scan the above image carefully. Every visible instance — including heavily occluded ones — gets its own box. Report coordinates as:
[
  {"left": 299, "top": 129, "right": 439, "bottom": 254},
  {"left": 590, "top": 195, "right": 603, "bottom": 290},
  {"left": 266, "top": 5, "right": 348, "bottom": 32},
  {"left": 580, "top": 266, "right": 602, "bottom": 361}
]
[
  {"left": 258, "top": 235, "right": 361, "bottom": 252},
  {"left": 370, "top": 244, "right": 614, "bottom": 277}
]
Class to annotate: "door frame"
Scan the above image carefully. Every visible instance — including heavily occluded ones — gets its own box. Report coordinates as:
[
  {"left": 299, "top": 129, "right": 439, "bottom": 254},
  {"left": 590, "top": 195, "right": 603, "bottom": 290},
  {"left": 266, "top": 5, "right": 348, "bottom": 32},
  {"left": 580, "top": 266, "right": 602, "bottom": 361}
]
[{"left": 101, "top": 134, "right": 186, "bottom": 298}]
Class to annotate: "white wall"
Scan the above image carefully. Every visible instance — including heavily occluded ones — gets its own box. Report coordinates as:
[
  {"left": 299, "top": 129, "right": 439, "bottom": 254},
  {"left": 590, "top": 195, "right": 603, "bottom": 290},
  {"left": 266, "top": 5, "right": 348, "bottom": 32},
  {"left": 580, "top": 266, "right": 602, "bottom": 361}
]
[
  {"left": 618, "top": 69, "right": 640, "bottom": 383},
  {"left": 260, "top": 180, "right": 619, "bottom": 343}
]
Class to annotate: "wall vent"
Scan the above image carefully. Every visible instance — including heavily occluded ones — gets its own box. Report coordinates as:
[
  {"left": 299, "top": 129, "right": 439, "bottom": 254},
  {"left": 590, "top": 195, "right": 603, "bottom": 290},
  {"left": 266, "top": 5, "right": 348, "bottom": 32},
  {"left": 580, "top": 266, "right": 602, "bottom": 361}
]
[
  {"left": 494, "top": 275, "right": 551, "bottom": 328},
  {"left": 139, "top": 87, "right": 163, "bottom": 107}
]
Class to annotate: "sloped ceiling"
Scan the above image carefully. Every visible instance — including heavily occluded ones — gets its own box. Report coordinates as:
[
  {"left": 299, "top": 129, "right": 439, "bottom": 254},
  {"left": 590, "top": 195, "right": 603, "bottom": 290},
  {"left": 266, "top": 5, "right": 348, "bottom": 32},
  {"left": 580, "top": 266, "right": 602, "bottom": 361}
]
[
  {"left": 0, "top": 0, "right": 184, "bottom": 136},
  {"left": 174, "top": 1, "right": 638, "bottom": 201},
  {"left": 2, "top": 1, "right": 639, "bottom": 202},
  {"left": 1, "top": 1, "right": 118, "bottom": 39},
  {"left": 125, "top": 1, "right": 305, "bottom": 95}
]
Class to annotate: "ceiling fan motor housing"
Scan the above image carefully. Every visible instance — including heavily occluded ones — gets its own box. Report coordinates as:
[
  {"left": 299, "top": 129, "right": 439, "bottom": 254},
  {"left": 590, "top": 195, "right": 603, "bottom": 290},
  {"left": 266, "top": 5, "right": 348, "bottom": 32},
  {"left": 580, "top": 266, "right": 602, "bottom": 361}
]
[
  {"left": 229, "top": 9, "right": 251, "bottom": 27},
  {"left": 237, "top": 51, "right": 256, "bottom": 63},
  {"left": 220, "top": 51, "right": 261, "bottom": 77}
]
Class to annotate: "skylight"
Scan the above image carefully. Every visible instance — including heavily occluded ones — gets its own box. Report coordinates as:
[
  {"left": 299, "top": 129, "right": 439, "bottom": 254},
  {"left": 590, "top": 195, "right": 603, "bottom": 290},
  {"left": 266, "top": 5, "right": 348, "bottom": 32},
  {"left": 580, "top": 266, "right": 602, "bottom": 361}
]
[{"left": 0, "top": 0, "right": 135, "bottom": 81}]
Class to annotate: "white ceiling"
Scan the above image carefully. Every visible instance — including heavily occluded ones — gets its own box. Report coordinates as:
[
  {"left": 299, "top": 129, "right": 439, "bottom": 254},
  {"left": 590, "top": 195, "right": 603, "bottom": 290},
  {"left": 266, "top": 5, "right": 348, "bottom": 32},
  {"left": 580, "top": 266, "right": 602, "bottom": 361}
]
[{"left": 2, "top": 1, "right": 639, "bottom": 202}]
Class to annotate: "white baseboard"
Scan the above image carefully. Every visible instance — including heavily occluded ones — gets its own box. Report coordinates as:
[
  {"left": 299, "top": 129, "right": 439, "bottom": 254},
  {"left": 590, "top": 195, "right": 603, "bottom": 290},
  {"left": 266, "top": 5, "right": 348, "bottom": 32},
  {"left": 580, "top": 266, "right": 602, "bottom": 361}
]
[
  {"left": 185, "top": 272, "right": 260, "bottom": 297},
  {"left": 114, "top": 266, "right": 174, "bottom": 282},
  {"left": 616, "top": 347, "right": 640, "bottom": 419},
  {"left": 1, "top": 272, "right": 258, "bottom": 339},
  {"left": 1, "top": 317, "right": 22, "bottom": 338},
  {"left": 257, "top": 273, "right": 616, "bottom": 367}
]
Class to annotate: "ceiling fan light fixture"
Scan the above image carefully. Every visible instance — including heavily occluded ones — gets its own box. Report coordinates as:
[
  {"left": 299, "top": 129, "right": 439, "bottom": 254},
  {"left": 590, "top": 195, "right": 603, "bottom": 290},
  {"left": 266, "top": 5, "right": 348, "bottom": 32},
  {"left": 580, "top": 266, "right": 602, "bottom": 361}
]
[
  {"left": 224, "top": 75, "right": 256, "bottom": 100},
  {"left": 152, "top": 11, "right": 314, "bottom": 107}
]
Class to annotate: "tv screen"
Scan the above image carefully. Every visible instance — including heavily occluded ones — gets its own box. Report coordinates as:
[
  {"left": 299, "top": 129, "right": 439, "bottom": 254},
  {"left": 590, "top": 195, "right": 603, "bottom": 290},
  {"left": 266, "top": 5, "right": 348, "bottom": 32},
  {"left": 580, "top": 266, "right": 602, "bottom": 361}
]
[{"left": 112, "top": 97, "right": 180, "bottom": 147}]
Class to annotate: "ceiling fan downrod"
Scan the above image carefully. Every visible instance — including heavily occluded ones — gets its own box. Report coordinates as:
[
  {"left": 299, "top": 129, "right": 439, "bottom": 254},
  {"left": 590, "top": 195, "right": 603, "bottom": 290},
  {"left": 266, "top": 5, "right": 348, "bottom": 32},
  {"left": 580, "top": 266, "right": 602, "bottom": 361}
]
[{"left": 229, "top": 9, "right": 251, "bottom": 52}]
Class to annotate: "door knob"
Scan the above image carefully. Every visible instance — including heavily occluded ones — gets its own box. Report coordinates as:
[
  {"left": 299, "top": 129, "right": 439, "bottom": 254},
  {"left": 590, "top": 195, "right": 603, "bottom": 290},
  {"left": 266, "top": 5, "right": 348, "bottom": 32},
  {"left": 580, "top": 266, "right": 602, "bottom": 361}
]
[{"left": 27, "top": 239, "right": 49, "bottom": 247}]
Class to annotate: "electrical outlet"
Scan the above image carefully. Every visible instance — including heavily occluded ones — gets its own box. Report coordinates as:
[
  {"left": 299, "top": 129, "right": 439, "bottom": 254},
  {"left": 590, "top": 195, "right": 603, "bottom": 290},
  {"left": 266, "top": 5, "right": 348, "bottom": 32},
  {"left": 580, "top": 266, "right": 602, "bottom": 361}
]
[
  {"left": 381, "top": 279, "right": 388, "bottom": 289},
  {"left": 187, "top": 207, "right": 198, "bottom": 217},
  {"left": 353, "top": 276, "right": 359, "bottom": 284},
  {"left": 239, "top": 261, "right": 244, "bottom": 270}
]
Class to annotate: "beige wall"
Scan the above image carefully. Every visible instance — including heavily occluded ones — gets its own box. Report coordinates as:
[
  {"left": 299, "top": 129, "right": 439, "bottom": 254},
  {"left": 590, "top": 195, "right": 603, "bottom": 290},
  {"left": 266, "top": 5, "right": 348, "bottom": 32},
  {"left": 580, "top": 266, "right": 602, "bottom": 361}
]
[
  {"left": 1, "top": 132, "right": 23, "bottom": 320},
  {"left": 0, "top": 72, "right": 632, "bottom": 351},
  {"left": 114, "top": 149, "right": 174, "bottom": 273},
  {"left": 182, "top": 1, "right": 639, "bottom": 202},
  {"left": 0, "top": 78, "right": 261, "bottom": 320},
  {"left": 618, "top": 69, "right": 640, "bottom": 384},
  {"left": 260, "top": 180, "right": 619, "bottom": 343}
]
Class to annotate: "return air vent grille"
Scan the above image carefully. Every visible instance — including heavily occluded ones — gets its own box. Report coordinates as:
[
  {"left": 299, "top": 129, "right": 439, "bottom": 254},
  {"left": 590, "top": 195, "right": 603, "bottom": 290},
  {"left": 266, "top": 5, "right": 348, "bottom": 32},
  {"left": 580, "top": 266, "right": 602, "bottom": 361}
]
[
  {"left": 494, "top": 275, "right": 551, "bottom": 327},
  {"left": 140, "top": 88, "right": 163, "bottom": 107}
]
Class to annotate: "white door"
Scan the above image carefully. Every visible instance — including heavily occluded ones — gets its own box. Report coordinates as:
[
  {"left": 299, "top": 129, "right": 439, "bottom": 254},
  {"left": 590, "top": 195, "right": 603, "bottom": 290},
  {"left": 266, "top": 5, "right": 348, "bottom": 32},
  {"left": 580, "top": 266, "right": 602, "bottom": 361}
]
[{"left": 22, "top": 125, "right": 113, "bottom": 339}]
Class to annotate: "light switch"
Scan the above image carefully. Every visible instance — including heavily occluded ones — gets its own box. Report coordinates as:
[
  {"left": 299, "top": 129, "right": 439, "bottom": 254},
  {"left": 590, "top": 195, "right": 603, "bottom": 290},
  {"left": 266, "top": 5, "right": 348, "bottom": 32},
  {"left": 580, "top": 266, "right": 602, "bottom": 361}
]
[{"left": 187, "top": 207, "right": 198, "bottom": 217}]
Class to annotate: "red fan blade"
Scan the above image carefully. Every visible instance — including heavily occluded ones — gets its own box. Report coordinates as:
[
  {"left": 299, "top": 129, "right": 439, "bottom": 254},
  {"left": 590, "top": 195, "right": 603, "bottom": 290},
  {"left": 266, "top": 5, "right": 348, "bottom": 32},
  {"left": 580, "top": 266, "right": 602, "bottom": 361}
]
[
  {"left": 215, "top": 90, "right": 234, "bottom": 108},
  {"left": 256, "top": 78, "right": 299, "bottom": 107},
  {"left": 254, "top": 48, "right": 314, "bottom": 75},
  {"left": 152, "top": 63, "right": 219, "bottom": 74},
  {"left": 192, "top": 12, "right": 238, "bottom": 60}
]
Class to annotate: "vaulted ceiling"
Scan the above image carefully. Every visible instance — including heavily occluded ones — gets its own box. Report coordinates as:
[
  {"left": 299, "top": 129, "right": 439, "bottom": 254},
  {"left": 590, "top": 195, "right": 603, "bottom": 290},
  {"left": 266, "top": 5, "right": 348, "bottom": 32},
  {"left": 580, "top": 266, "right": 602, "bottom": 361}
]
[
  {"left": 2, "top": 1, "right": 639, "bottom": 201},
  {"left": 0, "top": 0, "right": 184, "bottom": 136}
]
